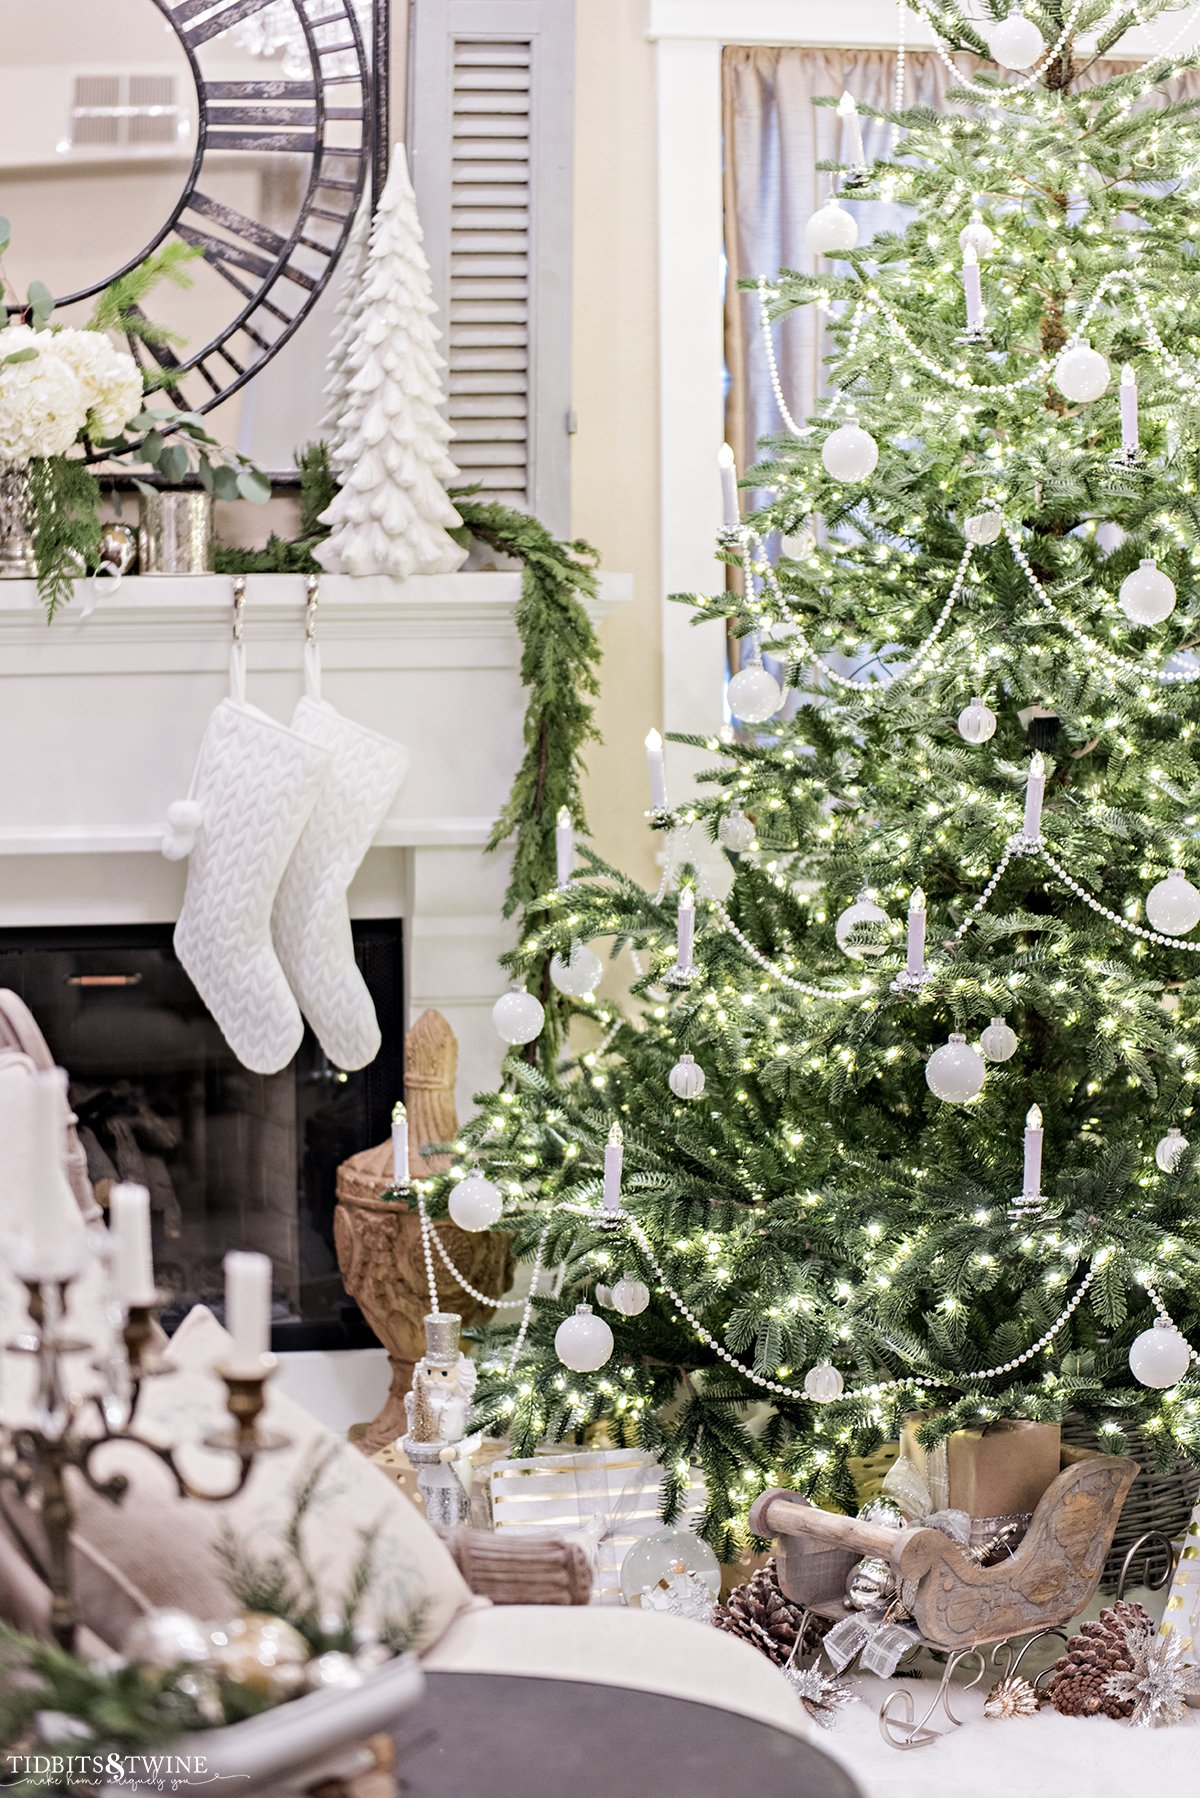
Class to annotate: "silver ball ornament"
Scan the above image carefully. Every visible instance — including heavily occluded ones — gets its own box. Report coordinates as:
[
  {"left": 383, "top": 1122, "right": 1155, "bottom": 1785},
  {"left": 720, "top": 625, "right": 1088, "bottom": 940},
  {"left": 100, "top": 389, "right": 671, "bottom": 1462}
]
[
  {"left": 549, "top": 942, "right": 603, "bottom": 997},
  {"left": 958, "top": 211, "right": 996, "bottom": 259},
  {"left": 980, "top": 1016, "right": 1018, "bottom": 1063},
  {"left": 207, "top": 1614, "right": 310, "bottom": 1698},
  {"left": 925, "top": 1032, "right": 986, "bottom": 1104},
  {"left": 98, "top": 521, "right": 137, "bottom": 574},
  {"left": 821, "top": 421, "right": 878, "bottom": 483},
  {"left": 448, "top": 1171, "right": 504, "bottom": 1232},
  {"left": 492, "top": 984, "right": 545, "bottom": 1045},
  {"left": 845, "top": 1555, "right": 895, "bottom": 1611},
  {"left": 804, "top": 198, "right": 858, "bottom": 256},
  {"left": 727, "top": 661, "right": 784, "bottom": 724},
  {"left": 988, "top": 10, "right": 1044, "bottom": 68},
  {"left": 124, "top": 1608, "right": 212, "bottom": 1670},
  {"left": 1156, "top": 1127, "right": 1189, "bottom": 1173},
  {"left": 957, "top": 696, "right": 997, "bottom": 744},
  {"left": 1146, "top": 869, "right": 1200, "bottom": 937},
  {"left": 1054, "top": 343, "right": 1110, "bottom": 404},
  {"left": 305, "top": 1652, "right": 366, "bottom": 1692},
  {"left": 1119, "top": 559, "right": 1176, "bottom": 626},
  {"left": 803, "top": 1361, "right": 844, "bottom": 1403},
  {"left": 835, "top": 892, "right": 891, "bottom": 959},
  {"left": 555, "top": 1302, "right": 614, "bottom": 1372},
  {"left": 610, "top": 1272, "right": 651, "bottom": 1316},
  {"left": 718, "top": 807, "right": 757, "bottom": 852},
  {"left": 1129, "top": 1317, "right": 1191, "bottom": 1389},
  {"left": 668, "top": 1052, "right": 706, "bottom": 1101}
]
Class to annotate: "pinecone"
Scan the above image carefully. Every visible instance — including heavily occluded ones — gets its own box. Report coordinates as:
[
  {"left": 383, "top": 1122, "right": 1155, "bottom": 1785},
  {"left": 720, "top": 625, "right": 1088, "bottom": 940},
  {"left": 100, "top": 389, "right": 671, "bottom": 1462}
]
[
  {"left": 713, "top": 1557, "right": 818, "bottom": 1667},
  {"left": 1044, "top": 1601, "right": 1153, "bottom": 1719}
]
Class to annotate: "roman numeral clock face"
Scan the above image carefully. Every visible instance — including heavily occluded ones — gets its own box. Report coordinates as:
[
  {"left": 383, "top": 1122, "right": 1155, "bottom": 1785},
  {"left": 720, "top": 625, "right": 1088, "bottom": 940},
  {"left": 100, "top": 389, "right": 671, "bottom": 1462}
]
[{"left": 18, "top": 0, "right": 370, "bottom": 418}]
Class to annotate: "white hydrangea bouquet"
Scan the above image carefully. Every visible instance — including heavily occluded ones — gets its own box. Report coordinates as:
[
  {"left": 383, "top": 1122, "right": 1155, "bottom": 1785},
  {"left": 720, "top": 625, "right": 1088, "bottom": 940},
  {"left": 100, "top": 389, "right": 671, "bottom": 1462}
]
[{"left": 0, "top": 234, "right": 268, "bottom": 615}]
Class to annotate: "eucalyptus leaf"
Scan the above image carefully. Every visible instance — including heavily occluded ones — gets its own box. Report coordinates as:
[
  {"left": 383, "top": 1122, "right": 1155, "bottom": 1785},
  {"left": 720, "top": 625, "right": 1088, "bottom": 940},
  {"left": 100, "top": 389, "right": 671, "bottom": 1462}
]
[
  {"left": 1, "top": 348, "right": 38, "bottom": 365},
  {"left": 237, "top": 468, "right": 273, "bottom": 504},
  {"left": 26, "top": 280, "right": 54, "bottom": 326},
  {"left": 0, "top": 216, "right": 10, "bottom": 252},
  {"left": 213, "top": 463, "right": 241, "bottom": 501},
  {"left": 197, "top": 458, "right": 215, "bottom": 493},
  {"left": 158, "top": 443, "right": 190, "bottom": 485},
  {"left": 142, "top": 431, "right": 165, "bottom": 462}
]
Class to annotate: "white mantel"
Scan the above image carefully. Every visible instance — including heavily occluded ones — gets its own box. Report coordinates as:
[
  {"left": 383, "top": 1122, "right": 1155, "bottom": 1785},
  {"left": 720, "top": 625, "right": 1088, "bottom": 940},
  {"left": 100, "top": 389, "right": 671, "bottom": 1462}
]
[{"left": 0, "top": 569, "right": 629, "bottom": 1108}]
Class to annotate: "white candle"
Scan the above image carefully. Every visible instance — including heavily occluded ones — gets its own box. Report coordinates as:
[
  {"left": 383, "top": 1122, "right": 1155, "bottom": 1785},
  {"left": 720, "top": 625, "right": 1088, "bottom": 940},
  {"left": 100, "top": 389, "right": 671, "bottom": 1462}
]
[
  {"left": 25, "top": 1069, "right": 87, "bottom": 1281},
  {"left": 718, "top": 442, "right": 740, "bottom": 529},
  {"left": 1120, "top": 362, "right": 1139, "bottom": 457},
  {"left": 676, "top": 885, "right": 696, "bottom": 971},
  {"left": 837, "top": 91, "right": 866, "bottom": 169},
  {"left": 602, "top": 1121, "right": 624, "bottom": 1214},
  {"left": 962, "top": 245, "right": 984, "bottom": 333},
  {"left": 391, "top": 1101, "right": 410, "bottom": 1188},
  {"left": 110, "top": 1183, "right": 156, "bottom": 1307},
  {"left": 1023, "top": 751, "right": 1046, "bottom": 838},
  {"left": 906, "top": 887, "right": 927, "bottom": 976},
  {"left": 645, "top": 728, "right": 668, "bottom": 811},
  {"left": 1023, "top": 1104, "right": 1044, "bottom": 1197},
  {"left": 556, "top": 805, "right": 574, "bottom": 888},
  {"left": 224, "top": 1250, "right": 272, "bottom": 1374}
]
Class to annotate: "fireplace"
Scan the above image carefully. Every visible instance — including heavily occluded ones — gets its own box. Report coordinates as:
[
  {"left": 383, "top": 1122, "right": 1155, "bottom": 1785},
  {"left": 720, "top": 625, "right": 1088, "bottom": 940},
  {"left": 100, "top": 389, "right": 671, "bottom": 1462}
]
[{"left": 0, "top": 922, "right": 404, "bottom": 1350}]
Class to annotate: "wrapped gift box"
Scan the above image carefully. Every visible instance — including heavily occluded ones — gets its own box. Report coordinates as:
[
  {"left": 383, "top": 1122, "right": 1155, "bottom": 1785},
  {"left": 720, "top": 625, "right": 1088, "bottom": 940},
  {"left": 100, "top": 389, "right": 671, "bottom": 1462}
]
[{"left": 901, "top": 1413, "right": 1061, "bottom": 1541}]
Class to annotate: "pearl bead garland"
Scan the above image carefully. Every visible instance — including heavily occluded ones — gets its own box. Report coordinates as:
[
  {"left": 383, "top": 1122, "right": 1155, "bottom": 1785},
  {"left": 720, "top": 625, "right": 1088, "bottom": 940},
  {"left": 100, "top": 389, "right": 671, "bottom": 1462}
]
[
  {"left": 417, "top": 1191, "right": 552, "bottom": 1375},
  {"left": 908, "top": 0, "right": 1085, "bottom": 97}
]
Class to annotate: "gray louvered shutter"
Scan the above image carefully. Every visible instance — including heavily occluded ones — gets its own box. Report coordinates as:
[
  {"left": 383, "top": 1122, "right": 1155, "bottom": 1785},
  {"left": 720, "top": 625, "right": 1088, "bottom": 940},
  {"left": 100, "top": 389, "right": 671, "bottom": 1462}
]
[{"left": 408, "top": 0, "right": 575, "bottom": 534}]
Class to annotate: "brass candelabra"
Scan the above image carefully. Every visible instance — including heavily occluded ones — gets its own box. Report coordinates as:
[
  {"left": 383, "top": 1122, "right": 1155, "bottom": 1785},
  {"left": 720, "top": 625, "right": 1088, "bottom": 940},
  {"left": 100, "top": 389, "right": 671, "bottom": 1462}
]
[{"left": 0, "top": 1275, "right": 284, "bottom": 1653}]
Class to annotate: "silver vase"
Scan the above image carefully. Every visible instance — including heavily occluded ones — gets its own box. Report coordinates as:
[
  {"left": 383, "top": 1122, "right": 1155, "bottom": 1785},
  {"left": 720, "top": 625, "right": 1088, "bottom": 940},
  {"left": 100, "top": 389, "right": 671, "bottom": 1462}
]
[
  {"left": 137, "top": 489, "right": 213, "bottom": 574},
  {"left": 0, "top": 465, "right": 37, "bottom": 578}
]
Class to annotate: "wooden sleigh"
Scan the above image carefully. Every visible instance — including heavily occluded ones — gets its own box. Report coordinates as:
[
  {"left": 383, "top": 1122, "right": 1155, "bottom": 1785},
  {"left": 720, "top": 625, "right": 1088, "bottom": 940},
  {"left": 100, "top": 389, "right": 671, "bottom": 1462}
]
[{"left": 748, "top": 1446, "right": 1138, "bottom": 1747}]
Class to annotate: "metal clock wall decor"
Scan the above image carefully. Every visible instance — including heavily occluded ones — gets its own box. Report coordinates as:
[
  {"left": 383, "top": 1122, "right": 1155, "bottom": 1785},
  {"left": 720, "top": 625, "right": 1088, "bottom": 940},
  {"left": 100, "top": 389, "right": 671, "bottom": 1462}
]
[{"left": 6, "top": 0, "right": 388, "bottom": 418}]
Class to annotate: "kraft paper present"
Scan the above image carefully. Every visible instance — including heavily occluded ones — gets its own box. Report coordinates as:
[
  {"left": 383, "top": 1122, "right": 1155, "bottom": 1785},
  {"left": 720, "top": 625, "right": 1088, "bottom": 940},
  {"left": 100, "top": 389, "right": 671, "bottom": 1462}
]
[{"left": 901, "top": 1413, "right": 1061, "bottom": 1521}]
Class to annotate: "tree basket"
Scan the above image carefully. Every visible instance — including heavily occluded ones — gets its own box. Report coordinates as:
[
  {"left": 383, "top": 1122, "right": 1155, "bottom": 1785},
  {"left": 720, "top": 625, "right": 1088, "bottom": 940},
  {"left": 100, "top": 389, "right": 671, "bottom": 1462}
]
[{"left": 1062, "top": 1414, "right": 1199, "bottom": 1593}]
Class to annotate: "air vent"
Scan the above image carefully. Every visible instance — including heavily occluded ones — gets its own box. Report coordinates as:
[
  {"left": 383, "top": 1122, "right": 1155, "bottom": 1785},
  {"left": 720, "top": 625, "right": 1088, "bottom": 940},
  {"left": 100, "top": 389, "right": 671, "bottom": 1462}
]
[{"left": 69, "top": 72, "right": 183, "bottom": 151}]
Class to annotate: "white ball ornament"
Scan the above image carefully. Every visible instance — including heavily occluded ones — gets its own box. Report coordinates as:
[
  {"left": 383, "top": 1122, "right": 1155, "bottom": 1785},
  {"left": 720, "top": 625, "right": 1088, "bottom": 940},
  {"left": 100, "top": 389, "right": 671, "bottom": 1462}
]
[
  {"left": 980, "top": 1016, "right": 1019, "bottom": 1063},
  {"left": 718, "top": 808, "right": 756, "bottom": 853},
  {"left": 804, "top": 198, "right": 858, "bottom": 256},
  {"left": 958, "top": 211, "right": 996, "bottom": 259},
  {"left": 821, "top": 421, "right": 878, "bottom": 483},
  {"left": 555, "top": 1303, "right": 614, "bottom": 1373},
  {"left": 668, "top": 1053, "right": 706, "bottom": 1101},
  {"left": 989, "top": 10, "right": 1044, "bottom": 69},
  {"left": 448, "top": 1171, "right": 504, "bottom": 1233},
  {"left": 1129, "top": 1317, "right": 1191, "bottom": 1389},
  {"left": 727, "top": 661, "right": 784, "bottom": 724},
  {"left": 835, "top": 891, "right": 891, "bottom": 959},
  {"left": 1146, "top": 869, "right": 1200, "bottom": 937},
  {"left": 958, "top": 696, "right": 997, "bottom": 744},
  {"left": 1119, "top": 559, "right": 1176, "bottom": 627},
  {"left": 804, "top": 1361, "right": 844, "bottom": 1403},
  {"left": 492, "top": 984, "right": 545, "bottom": 1045},
  {"left": 925, "top": 1032, "right": 986, "bottom": 1104},
  {"left": 1156, "top": 1127, "right": 1189, "bottom": 1173},
  {"left": 549, "top": 942, "right": 603, "bottom": 997},
  {"left": 1054, "top": 343, "right": 1110, "bottom": 404},
  {"left": 610, "top": 1272, "right": 651, "bottom": 1317},
  {"left": 964, "top": 512, "right": 1003, "bottom": 545}
]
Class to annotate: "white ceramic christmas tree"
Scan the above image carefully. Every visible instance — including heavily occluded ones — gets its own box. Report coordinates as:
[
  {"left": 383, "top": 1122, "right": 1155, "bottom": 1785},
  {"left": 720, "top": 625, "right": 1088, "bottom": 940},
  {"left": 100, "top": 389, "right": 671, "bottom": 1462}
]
[
  {"left": 316, "top": 146, "right": 467, "bottom": 579},
  {"left": 320, "top": 200, "right": 371, "bottom": 463}
]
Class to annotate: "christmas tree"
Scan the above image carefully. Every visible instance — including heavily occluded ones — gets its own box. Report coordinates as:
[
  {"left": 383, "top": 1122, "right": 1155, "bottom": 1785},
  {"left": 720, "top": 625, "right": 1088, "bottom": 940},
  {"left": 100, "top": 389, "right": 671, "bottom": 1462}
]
[{"left": 429, "top": 2, "right": 1200, "bottom": 1545}]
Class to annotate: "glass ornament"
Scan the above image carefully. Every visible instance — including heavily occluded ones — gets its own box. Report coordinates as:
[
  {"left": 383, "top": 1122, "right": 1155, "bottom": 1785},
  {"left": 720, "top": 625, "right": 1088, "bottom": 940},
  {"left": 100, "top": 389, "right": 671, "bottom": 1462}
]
[
  {"left": 958, "top": 696, "right": 997, "bottom": 744},
  {"left": 925, "top": 1032, "right": 986, "bottom": 1104},
  {"left": 1146, "top": 869, "right": 1200, "bottom": 936},
  {"left": 1156, "top": 1127, "right": 1189, "bottom": 1173},
  {"left": 610, "top": 1272, "right": 651, "bottom": 1316},
  {"left": 1119, "top": 559, "right": 1176, "bottom": 626},
  {"left": 804, "top": 1361, "right": 844, "bottom": 1403},
  {"left": 1053, "top": 343, "right": 1110, "bottom": 403},
  {"left": 980, "top": 1016, "right": 1019, "bottom": 1063},
  {"left": 619, "top": 1527, "right": 722, "bottom": 1608},
  {"left": 595, "top": 1283, "right": 613, "bottom": 1310},
  {"left": 492, "top": 984, "right": 545, "bottom": 1045},
  {"left": 1128, "top": 1317, "right": 1191, "bottom": 1389},
  {"left": 125, "top": 1609, "right": 212, "bottom": 1670},
  {"left": 448, "top": 1171, "right": 504, "bottom": 1233},
  {"left": 845, "top": 1555, "right": 895, "bottom": 1611},
  {"left": 668, "top": 1053, "right": 706, "bottom": 1101},
  {"left": 958, "top": 211, "right": 996, "bottom": 259},
  {"left": 988, "top": 10, "right": 1044, "bottom": 68},
  {"left": 964, "top": 511, "right": 1003, "bottom": 544},
  {"left": 727, "top": 661, "right": 784, "bottom": 724},
  {"left": 835, "top": 892, "right": 891, "bottom": 959},
  {"left": 718, "top": 807, "right": 756, "bottom": 852},
  {"left": 821, "top": 421, "right": 879, "bottom": 483},
  {"left": 554, "top": 1302, "right": 614, "bottom": 1372},
  {"left": 549, "top": 942, "right": 603, "bottom": 997},
  {"left": 804, "top": 198, "right": 858, "bottom": 256}
]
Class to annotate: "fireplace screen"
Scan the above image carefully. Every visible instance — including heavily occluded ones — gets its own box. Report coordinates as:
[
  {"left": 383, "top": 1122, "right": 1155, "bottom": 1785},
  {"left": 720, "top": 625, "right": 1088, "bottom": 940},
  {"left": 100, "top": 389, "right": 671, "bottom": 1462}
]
[{"left": 0, "top": 923, "right": 403, "bottom": 1349}]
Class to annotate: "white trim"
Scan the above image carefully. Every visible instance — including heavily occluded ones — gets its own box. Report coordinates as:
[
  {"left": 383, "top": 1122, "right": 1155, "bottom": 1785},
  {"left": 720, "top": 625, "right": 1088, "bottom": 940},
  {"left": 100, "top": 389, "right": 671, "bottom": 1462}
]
[
  {"left": 0, "top": 820, "right": 497, "bottom": 859},
  {"left": 647, "top": 0, "right": 1160, "bottom": 52}
]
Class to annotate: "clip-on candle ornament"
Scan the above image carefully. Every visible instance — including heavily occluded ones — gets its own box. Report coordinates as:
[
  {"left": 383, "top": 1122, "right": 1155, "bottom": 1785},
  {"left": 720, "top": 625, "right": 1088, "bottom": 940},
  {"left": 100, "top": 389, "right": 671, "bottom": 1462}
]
[
  {"left": 645, "top": 728, "right": 669, "bottom": 817},
  {"left": 669, "top": 885, "right": 698, "bottom": 985},
  {"left": 602, "top": 1120, "right": 624, "bottom": 1216},
  {"left": 391, "top": 1099, "right": 410, "bottom": 1190},
  {"left": 555, "top": 805, "right": 574, "bottom": 889},
  {"left": 837, "top": 91, "right": 868, "bottom": 183},
  {"left": 1009, "top": 1104, "right": 1045, "bottom": 1221},
  {"left": 891, "top": 887, "right": 931, "bottom": 996},
  {"left": 961, "top": 245, "right": 986, "bottom": 339},
  {"left": 1020, "top": 752, "right": 1046, "bottom": 846},
  {"left": 718, "top": 442, "right": 740, "bottom": 533},
  {"left": 1118, "top": 363, "right": 1140, "bottom": 462}
]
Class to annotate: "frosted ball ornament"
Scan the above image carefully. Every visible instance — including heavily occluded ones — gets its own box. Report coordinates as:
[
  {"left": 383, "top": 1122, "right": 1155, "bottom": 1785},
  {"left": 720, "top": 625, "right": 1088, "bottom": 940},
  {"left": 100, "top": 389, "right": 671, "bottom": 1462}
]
[
  {"left": 1119, "top": 559, "right": 1176, "bottom": 626},
  {"left": 610, "top": 1272, "right": 651, "bottom": 1317},
  {"left": 718, "top": 808, "right": 756, "bottom": 852},
  {"left": 492, "top": 983, "right": 545, "bottom": 1045},
  {"left": 835, "top": 891, "right": 891, "bottom": 959},
  {"left": 1156, "top": 1127, "right": 1189, "bottom": 1174},
  {"left": 804, "top": 198, "right": 858, "bottom": 256},
  {"left": 989, "top": 10, "right": 1044, "bottom": 68},
  {"left": 1146, "top": 869, "right": 1200, "bottom": 937},
  {"left": 1129, "top": 1317, "right": 1191, "bottom": 1389},
  {"left": 958, "top": 211, "right": 996, "bottom": 259},
  {"left": 804, "top": 1361, "right": 844, "bottom": 1403},
  {"left": 727, "top": 659, "right": 784, "bottom": 724},
  {"left": 821, "top": 421, "right": 878, "bottom": 483},
  {"left": 549, "top": 942, "right": 603, "bottom": 998},
  {"left": 964, "top": 512, "right": 1003, "bottom": 545},
  {"left": 958, "top": 696, "right": 997, "bottom": 745},
  {"left": 926, "top": 1032, "right": 986, "bottom": 1104},
  {"left": 448, "top": 1171, "right": 504, "bottom": 1233},
  {"left": 554, "top": 1303, "right": 614, "bottom": 1373},
  {"left": 668, "top": 1053, "right": 706, "bottom": 1101},
  {"left": 980, "top": 1016, "right": 1019, "bottom": 1063},
  {"left": 1053, "top": 343, "right": 1110, "bottom": 404}
]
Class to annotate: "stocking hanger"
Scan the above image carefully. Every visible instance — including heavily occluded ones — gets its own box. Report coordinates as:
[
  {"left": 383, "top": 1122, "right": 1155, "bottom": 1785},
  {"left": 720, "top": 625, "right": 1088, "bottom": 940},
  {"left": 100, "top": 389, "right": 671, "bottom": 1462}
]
[{"left": 303, "top": 573, "right": 323, "bottom": 701}]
